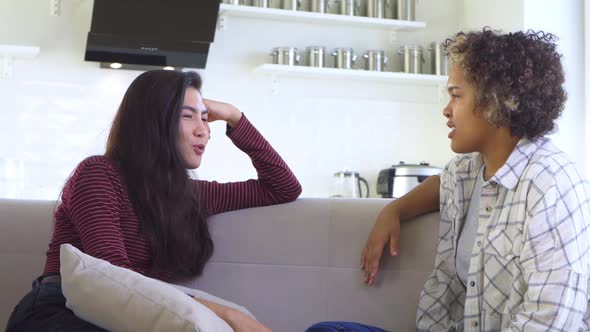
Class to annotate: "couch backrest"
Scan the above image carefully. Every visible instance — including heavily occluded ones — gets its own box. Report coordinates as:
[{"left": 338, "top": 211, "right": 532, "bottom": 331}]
[
  {"left": 0, "top": 199, "right": 56, "bottom": 327},
  {"left": 180, "top": 198, "right": 439, "bottom": 332},
  {"left": 0, "top": 198, "right": 439, "bottom": 332}
]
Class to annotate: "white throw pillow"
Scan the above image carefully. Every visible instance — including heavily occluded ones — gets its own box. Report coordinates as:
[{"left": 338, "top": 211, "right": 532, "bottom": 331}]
[{"left": 60, "top": 243, "right": 234, "bottom": 332}]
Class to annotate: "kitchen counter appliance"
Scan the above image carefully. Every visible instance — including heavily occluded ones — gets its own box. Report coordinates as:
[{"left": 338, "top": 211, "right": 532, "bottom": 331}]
[
  {"left": 332, "top": 170, "right": 369, "bottom": 198},
  {"left": 377, "top": 162, "right": 441, "bottom": 198}
]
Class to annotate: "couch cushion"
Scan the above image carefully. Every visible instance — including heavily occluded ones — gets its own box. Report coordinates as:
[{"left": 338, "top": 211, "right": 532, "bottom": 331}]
[{"left": 60, "top": 243, "right": 233, "bottom": 332}]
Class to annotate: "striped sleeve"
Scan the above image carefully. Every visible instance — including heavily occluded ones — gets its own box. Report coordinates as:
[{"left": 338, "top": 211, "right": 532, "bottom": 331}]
[
  {"left": 64, "top": 158, "right": 137, "bottom": 271},
  {"left": 197, "top": 114, "right": 302, "bottom": 216}
]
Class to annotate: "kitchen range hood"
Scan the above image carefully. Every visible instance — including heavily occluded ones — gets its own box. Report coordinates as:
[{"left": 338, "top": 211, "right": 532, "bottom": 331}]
[{"left": 85, "top": 0, "right": 220, "bottom": 69}]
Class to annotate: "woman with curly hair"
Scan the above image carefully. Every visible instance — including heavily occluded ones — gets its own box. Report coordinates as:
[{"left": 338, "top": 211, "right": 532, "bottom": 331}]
[{"left": 361, "top": 28, "right": 590, "bottom": 331}]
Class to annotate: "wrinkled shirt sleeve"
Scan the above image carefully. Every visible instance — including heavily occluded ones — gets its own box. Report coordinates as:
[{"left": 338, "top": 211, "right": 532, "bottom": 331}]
[{"left": 505, "top": 173, "right": 590, "bottom": 331}]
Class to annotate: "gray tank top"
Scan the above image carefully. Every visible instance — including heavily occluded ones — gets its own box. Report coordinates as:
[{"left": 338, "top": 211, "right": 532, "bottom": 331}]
[{"left": 456, "top": 166, "right": 485, "bottom": 286}]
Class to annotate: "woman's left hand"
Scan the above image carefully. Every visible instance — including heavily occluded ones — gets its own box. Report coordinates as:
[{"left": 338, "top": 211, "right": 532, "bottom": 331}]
[
  {"left": 193, "top": 297, "right": 272, "bottom": 332},
  {"left": 203, "top": 98, "right": 242, "bottom": 128}
]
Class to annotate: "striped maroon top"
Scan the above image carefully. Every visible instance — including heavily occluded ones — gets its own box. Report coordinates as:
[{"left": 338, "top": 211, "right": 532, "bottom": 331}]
[{"left": 43, "top": 115, "right": 301, "bottom": 280}]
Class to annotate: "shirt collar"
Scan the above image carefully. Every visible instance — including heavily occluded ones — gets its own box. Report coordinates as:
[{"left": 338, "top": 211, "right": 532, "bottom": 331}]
[
  {"left": 454, "top": 137, "right": 549, "bottom": 191},
  {"left": 491, "top": 137, "right": 548, "bottom": 190}
]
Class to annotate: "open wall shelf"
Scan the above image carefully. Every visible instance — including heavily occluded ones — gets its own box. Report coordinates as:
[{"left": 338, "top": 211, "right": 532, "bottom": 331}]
[
  {"left": 255, "top": 64, "right": 447, "bottom": 86},
  {"left": 219, "top": 4, "right": 426, "bottom": 31}
]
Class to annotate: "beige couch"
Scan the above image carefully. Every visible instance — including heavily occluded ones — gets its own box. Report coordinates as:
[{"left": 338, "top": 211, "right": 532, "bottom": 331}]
[{"left": 0, "top": 198, "right": 438, "bottom": 332}]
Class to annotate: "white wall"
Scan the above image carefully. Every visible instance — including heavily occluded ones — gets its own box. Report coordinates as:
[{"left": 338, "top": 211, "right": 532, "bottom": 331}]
[
  {"left": 1, "top": 0, "right": 585, "bottom": 200},
  {"left": 522, "top": 0, "right": 586, "bottom": 175},
  {"left": 461, "top": 0, "right": 524, "bottom": 32},
  {"left": 0, "top": 0, "right": 139, "bottom": 199},
  {"left": 0, "top": 0, "right": 462, "bottom": 200}
]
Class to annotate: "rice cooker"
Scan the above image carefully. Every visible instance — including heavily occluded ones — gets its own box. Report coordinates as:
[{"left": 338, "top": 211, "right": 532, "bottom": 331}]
[{"left": 376, "top": 162, "right": 442, "bottom": 199}]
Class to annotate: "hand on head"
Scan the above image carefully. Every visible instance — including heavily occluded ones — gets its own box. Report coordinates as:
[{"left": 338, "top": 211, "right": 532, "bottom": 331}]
[{"left": 203, "top": 98, "right": 242, "bottom": 128}]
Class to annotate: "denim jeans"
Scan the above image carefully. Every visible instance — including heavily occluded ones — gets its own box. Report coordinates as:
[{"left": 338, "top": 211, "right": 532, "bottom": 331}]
[
  {"left": 5, "top": 276, "right": 107, "bottom": 332},
  {"left": 306, "top": 321, "right": 391, "bottom": 332}
]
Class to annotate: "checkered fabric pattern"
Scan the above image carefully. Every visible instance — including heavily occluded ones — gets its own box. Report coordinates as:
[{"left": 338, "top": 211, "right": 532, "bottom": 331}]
[{"left": 416, "top": 138, "right": 590, "bottom": 331}]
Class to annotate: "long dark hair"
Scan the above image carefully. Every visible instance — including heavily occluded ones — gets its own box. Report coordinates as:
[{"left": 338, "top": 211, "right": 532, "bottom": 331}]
[{"left": 105, "top": 70, "right": 212, "bottom": 278}]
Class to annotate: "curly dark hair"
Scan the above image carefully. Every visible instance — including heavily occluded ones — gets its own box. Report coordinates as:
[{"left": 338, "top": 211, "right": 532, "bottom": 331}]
[{"left": 444, "top": 27, "right": 566, "bottom": 140}]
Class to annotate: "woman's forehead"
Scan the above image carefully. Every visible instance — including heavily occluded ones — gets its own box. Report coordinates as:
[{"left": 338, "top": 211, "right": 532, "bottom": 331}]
[{"left": 184, "top": 87, "right": 203, "bottom": 103}]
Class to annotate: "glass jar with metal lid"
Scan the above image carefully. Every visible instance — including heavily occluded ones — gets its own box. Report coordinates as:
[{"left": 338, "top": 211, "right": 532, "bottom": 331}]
[
  {"left": 270, "top": 47, "right": 300, "bottom": 66},
  {"left": 331, "top": 48, "right": 357, "bottom": 69},
  {"left": 282, "top": 0, "right": 301, "bottom": 10},
  {"left": 310, "top": 0, "right": 330, "bottom": 13},
  {"left": 398, "top": 44, "right": 424, "bottom": 74},
  {"left": 429, "top": 42, "right": 449, "bottom": 75},
  {"left": 363, "top": 49, "right": 387, "bottom": 71},
  {"left": 339, "top": 0, "right": 360, "bottom": 16},
  {"left": 306, "top": 46, "right": 326, "bottom": 68}
]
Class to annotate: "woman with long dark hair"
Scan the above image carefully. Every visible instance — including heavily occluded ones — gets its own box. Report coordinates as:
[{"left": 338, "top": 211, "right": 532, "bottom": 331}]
[{"left": 6, "top": 69, "right": 301, "bottom": 331}]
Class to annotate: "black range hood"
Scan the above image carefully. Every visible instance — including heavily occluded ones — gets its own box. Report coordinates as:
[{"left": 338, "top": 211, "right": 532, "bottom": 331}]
[{"left": 85, "top": 0, "right": 220, "bottom": 69}]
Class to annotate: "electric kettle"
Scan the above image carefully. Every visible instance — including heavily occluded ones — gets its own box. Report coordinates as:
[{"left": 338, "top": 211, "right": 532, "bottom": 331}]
[{"left": 331, "top": 170, "right": 370, "bottom": 198}]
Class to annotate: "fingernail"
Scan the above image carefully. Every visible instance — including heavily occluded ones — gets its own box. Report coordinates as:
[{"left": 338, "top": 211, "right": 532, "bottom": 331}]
[{"left": 391, "top": 250, "right": 398, "bottom": 256}]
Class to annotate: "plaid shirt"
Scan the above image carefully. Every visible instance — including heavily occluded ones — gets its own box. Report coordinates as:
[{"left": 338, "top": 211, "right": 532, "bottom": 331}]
[{"left": 416, "top": 138, "right": 590, "bottom": 331}]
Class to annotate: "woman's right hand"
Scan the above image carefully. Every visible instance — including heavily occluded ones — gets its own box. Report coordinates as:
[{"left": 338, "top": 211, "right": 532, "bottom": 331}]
[
  {"left": 360, "top": 175, "right": 441, "bottom": 287},
  {"left": 361, "top": 203, "right": 400, "bottom": 286}
]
